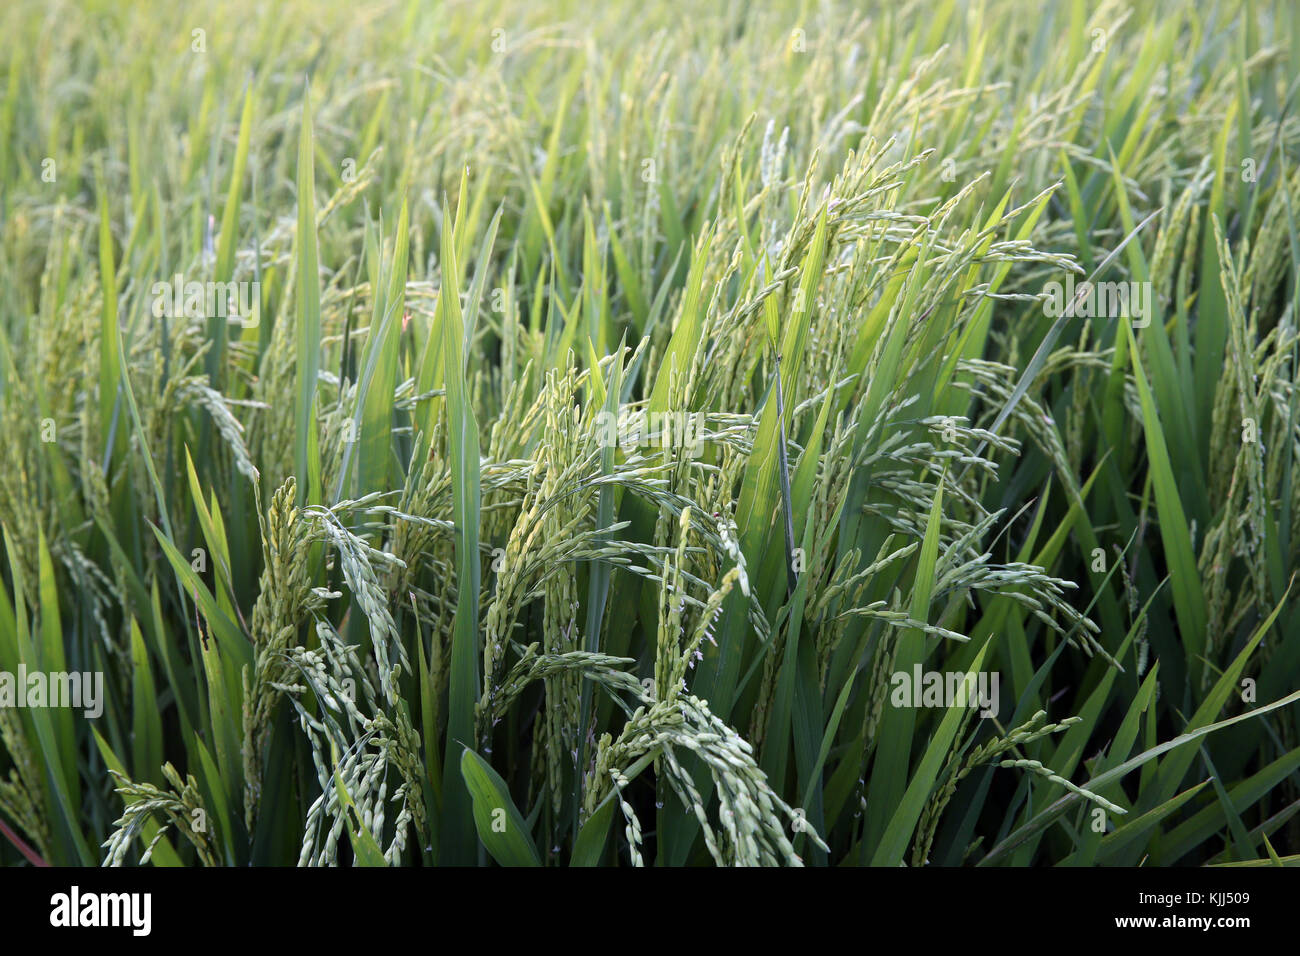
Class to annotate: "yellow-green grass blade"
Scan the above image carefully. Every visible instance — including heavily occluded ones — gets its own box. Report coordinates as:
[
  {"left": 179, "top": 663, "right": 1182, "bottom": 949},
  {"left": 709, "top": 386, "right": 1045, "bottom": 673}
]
[
  {"left": 129, "top": 618, "right": 162, "bottom": 785},
  {"left": 209, "top": 85, "right": 253, "bottom": 387},
  {"left": 461, "top": 748, "right": 541, "bottom": 867},
  {"left": 294, "top": 84, "right": 322, "bottom": 506},
  {"left": 439, "top": 172, "right": 484, "bottom": 865},
  {"left": 349, "top": 200, "right": 409, "bottom": 499},
  {"left": 571, "top": 795, "right": 615, "bottom": 868},
  {"left": 96, "top": 166, "right": 122, "bottom": 455},
  {"left": 1122, "top": 318, "right": 1208, "bottom": 685},
  {"left": 864, "top": 474, "right": 945, "bottom": 855},
  {"left": 334, "top": 768, "right": 389, "bottom": 866},
  {"left": 871, "top": 640, "right": 991, "bottom": 866}
]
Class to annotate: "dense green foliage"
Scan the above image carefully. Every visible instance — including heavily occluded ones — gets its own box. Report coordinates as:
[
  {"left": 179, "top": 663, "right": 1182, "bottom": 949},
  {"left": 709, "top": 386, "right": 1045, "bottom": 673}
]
[{"left": 2, "top": 0, "right": 1300, "bottom": 866}]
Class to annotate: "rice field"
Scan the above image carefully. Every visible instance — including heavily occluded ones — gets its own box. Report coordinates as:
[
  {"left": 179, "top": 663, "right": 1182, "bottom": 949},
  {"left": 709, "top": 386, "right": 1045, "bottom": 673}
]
[{"left": 2, "top": 0, "right": 1300, "bottom": 868}]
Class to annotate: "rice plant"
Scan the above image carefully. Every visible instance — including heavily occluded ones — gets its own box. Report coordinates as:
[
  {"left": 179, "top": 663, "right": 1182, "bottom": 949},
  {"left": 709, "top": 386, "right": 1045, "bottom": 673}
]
[{"left": 2, "top": 0, "right": 1300, "bottom": 867}]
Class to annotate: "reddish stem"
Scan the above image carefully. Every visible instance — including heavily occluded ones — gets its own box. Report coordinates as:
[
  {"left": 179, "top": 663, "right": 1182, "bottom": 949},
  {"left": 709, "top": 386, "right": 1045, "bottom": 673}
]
[{"left": 0, "top": 815, "right": 49, "bottom": 867}]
